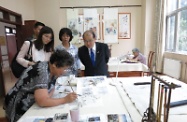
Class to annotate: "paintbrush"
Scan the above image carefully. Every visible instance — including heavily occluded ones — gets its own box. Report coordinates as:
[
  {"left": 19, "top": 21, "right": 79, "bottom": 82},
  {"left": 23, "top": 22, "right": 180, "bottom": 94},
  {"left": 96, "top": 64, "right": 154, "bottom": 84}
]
[
  {"left": 68, "top": 80, "right": 74, "bottom": 92},
  {"left": 59, "top": 91, "right": 82, "bottom": 96}
]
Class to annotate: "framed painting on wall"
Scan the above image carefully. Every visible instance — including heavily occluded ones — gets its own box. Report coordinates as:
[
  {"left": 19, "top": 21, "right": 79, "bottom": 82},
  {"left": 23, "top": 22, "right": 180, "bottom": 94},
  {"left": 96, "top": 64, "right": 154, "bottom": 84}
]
[
  {"left": 78, "top": 14, "right": 84, "bottom": 39},
  {"left": 118, "top": 13, "right": 131, "bottom": 39}
]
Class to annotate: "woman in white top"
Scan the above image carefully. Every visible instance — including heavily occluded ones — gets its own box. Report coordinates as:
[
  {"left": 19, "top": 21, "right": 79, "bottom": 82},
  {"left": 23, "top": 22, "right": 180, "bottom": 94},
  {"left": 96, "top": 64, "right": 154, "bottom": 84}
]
[{"left": 17, "top": 26, "right": 54, "bottom": 67}]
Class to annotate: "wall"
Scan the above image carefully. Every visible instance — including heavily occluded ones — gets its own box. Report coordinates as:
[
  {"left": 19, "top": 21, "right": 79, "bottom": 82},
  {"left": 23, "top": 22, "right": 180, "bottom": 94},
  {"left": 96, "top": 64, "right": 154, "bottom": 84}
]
[
  {"left": 33, "top": 0, "right": 60, "bottom": 46},
  {"left": 0, "top": 0, "right": 146, "bottom": 94},
  {"left": 58, "top": 0, "right": 143, "bottom": 57},
  {"left": 0, "top": 0, "right": 35, "bottom": 23},
  {"left": 111, "top": 7, "right": 142, "bottom": 56},
  {"left": 59, "top": 0, "right": 141, "bottom": 7},
  {"left": 1, "top": 0, "right": 146, "bottom": 58},
  {"left": 0, "top": 0, "right": 158, "bottom": 63},
  {"left": 142, "top": 0, "right": 156, "bottom": 58}
]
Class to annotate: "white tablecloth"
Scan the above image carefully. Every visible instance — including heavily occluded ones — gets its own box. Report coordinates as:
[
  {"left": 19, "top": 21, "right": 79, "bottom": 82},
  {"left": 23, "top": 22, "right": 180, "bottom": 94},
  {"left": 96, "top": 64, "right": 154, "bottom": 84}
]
[
  {"left": 18, "top": 76, "right": 186, "bottom": 122},
  {"left": 80, "top": 57, "right": 148, "bottom": 72},
  {"left": 114, "top": 76, "right": 187, "bottom": 122},
  {"left": 18, "top": 76, "right": 133, "bottom": 122}
]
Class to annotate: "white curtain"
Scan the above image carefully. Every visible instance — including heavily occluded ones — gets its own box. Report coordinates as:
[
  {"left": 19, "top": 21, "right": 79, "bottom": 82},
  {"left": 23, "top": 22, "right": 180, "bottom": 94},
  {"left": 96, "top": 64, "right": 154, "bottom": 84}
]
[{"left": 154, "top": 0, "right": 166, "bottom": 73}]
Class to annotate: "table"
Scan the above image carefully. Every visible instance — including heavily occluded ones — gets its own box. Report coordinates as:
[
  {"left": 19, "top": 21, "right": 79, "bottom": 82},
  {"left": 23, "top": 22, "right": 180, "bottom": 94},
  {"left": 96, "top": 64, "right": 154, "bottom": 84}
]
[
  {"left": 18, "top": 76, "right": 134, "bottom": 122},
  {"left": 113, "top": 76, "right": 187, "bottom": 122},
  {"left": 18, "top": 76, "right": 186, "bottom": 122},
  {"left": 80, "top": 57, "right": 148, "bottom": 77}
]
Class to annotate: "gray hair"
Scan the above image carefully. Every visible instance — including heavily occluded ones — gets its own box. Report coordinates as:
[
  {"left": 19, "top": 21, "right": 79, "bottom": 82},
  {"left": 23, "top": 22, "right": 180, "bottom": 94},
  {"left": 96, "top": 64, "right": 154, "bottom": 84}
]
[{"left": 132, "top": 48, "right": 140, "bottom": 53}]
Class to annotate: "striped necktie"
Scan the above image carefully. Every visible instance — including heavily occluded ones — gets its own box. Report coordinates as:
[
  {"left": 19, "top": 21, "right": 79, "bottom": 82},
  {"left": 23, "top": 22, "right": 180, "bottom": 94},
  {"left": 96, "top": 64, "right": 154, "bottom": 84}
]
[{"left": 90, "top": 48, "right": 95, "bottom": 66}]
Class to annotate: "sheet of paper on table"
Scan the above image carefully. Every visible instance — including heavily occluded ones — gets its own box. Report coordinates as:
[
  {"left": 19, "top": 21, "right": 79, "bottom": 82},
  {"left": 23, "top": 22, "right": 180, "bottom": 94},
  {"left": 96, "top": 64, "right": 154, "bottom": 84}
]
[
  {"left": 78, "top": 114, "right": 130, "bottom": 122},
  {"left": 117, "top": 76, "right": 187, "bottom": 116},
  {"left": 18, "top": 116, "right": 53, "bottom": 122},
  {"left": 76, "top": 76, "right": 108, "bottom": 107}
]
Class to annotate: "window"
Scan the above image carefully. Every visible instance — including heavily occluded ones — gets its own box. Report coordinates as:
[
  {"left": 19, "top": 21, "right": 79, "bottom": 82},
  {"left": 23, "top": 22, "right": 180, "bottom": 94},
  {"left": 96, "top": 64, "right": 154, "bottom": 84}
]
[
  {"left": 165, "top": 0, "right": 187, "bottom": 53},
  {"left": 167, "top": 0, "right": 177, "bottom": 13},
  {"left": 5, "top": 27, "right": 16, "bottom": 34},
  {"left": 12, "top": 28, "right": 16, "bottom": 34},
  {"left": 9, "top": 14, "right": 16, "bottom": 22},
  {"left": 179, "top": 0, "right": 187, "bottom": 8},
  {"left": 5, "top": 27, "right": 10, "bottom": 33},
  {"left": 177, "top": 9, "right": 187, "bottom": 52},
  {"left": 166, "top": 16, "right": 175, "bottom": 51}
]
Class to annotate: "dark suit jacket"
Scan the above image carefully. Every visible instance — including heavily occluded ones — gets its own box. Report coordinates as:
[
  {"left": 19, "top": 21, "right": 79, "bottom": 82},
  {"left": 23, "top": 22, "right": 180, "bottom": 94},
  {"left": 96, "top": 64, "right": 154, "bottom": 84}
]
[{"left": 78, "top": 42, "right": 109, "bottom": 76}]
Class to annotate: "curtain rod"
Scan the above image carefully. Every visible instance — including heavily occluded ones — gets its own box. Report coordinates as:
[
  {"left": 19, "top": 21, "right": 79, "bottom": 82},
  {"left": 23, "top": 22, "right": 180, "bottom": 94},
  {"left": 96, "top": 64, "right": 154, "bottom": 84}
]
[{"left": 60, "top": 5, "right": 141, "bottom": 9}]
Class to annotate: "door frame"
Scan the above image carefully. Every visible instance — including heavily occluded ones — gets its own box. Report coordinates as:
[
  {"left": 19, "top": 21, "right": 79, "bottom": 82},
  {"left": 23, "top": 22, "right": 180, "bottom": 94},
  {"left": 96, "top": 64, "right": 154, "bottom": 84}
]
[{"left": 0, "top": 47, "right": 5, "bottom": 96}]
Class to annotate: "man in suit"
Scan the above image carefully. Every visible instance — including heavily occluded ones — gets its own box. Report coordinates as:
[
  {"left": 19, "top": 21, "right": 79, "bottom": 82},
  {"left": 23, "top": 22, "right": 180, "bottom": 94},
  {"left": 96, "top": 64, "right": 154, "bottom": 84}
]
[
  {"left": 78, "top": 30, "right": 109, "bottom": 76},
  {"left": 27, "top": 21, "right": 45, "bottom": 41}
]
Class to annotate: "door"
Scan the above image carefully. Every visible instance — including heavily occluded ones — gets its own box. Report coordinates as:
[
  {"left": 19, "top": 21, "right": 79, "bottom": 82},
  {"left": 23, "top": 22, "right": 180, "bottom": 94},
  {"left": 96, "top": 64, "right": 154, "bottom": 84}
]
[
  {"left": 6, "top": 34, "right": 17, "bottom": 64},
  {"left": 0, "top": 27, "right": 18, "bottom": 95}
]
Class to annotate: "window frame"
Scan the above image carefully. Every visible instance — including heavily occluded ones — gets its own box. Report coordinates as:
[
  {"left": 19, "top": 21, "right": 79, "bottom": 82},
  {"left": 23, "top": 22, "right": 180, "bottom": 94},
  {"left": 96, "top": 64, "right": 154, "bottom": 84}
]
[{"left": 165, "top": 0, "right": 187, "bottom": 53}]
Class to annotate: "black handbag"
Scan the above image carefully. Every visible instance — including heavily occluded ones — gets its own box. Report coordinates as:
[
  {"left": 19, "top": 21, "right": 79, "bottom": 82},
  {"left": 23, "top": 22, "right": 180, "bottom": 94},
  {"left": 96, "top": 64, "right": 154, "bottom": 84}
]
[{"left": 11, "top": 41, "right": 33, "bottom": 78}]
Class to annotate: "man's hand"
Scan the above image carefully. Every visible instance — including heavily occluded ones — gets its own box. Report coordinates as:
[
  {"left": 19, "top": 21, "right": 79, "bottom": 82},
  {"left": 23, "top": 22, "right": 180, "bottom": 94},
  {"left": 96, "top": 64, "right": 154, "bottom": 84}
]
[{"left": 77, "top": 69, "right": 82, "bottom": 77}]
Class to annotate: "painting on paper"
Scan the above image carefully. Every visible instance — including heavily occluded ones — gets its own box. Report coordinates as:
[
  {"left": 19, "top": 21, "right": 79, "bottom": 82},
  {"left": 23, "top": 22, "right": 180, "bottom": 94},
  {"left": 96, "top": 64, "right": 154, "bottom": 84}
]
[
  {"left": 104, "top": 19, "right": 117, "bottom": 35},
  {"left": 118, "top": 13, "right": 131, "bottom": 39},
  {"left": 78, "top": 15, "right": 84, "bottom": 39},
  {"left": 67, "top": 19, "right": 79, "bottom": 36},
  {"left": 84, "top": 15, "right": 100, "bottom": 40}
]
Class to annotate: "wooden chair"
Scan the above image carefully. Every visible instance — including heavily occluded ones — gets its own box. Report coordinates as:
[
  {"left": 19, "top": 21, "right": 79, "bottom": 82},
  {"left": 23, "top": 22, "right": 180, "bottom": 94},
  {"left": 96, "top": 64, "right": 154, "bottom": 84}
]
[
  {"left": 108, "top": 45, "right": 112, "bottom": 57},
  {"left": 143, "top": 51, "right": 155, "bottom": 76}
]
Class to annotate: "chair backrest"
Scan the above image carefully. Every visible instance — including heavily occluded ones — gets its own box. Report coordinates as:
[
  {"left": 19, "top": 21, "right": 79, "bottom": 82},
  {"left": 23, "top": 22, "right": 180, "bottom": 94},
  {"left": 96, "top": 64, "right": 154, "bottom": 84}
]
[
  {"left": 108, "top": 45, "right": 112, "bottom": 57},
  {"left": 147, "top": 51, "right": 155, "bottom": 70}
]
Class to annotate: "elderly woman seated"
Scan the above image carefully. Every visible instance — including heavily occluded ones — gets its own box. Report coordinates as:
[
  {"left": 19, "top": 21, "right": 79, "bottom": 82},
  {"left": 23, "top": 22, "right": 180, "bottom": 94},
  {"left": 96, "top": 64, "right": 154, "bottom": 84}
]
[
  {"left": 3, "top": 50, "right": 77, "bottom": 122},
  {"left": 131, "top": 48, "right": 146, "bottom": 65}
]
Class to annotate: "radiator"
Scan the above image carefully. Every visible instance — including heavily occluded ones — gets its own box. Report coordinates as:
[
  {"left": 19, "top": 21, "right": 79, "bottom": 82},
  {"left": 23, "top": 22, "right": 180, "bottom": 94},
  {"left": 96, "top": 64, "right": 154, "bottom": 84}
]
[{"left": 163, "top": 58, "right": 181, "bottom": 79}]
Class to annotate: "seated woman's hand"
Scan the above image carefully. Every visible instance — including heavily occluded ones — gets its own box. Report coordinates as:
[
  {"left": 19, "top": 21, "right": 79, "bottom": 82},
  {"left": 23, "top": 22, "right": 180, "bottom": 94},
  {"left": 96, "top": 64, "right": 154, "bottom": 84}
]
[
  {"left": 77, "top": 69, "right": 82, "bottom": 77},
  {"left": 65, "top": 92, "right": 77, "bottom": 103}
]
